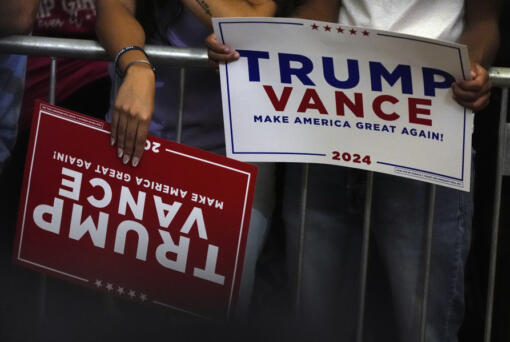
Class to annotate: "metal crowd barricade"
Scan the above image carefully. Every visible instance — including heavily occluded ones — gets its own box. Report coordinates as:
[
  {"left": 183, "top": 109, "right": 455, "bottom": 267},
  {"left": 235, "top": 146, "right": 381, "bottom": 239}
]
[
  {"left": 0, "top": 35, "right": 509, "bottom": 342},
  {"left": 0, "top": 34, "right": 209, "bottom": 328}
]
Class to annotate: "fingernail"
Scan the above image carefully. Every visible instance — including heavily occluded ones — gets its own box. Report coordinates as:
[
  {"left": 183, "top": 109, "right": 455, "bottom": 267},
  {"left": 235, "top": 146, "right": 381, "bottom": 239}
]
[
  {"left": 234, "top": 52, "right": 240, "bottom": 59},
  {"left": 132, "top": 157, "right": 140, "bottom": 167},
  {"left": 224, "top": 46, "right": 231, "bottom": 53},
  {"left": 110, "top": 137, "right": 115, "bottom": 146},
  {"left": 122, "top": 154, "right": 130, "bottom": 165},
  {"left": 117, "top": 148, "right": 123, "bottom": 158}
]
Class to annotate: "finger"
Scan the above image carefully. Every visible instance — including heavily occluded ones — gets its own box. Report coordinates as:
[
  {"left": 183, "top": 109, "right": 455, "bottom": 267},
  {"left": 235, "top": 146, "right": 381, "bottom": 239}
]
[
  {"left": 473, "top": 63, "right": 489, "bottom": 82},
  {"left": 207, "top": 40, "right": 232, "bottom": 54},
  {"left": 452, "top": 81, "right": 491, "bottom": 102},
  {"left": 122, "top": 115, "right": 138, "bottom": 165},
  {"left": 475, "top": 94, "right": 491, "bottom": 111},
  {"left": 454, "top": 92, "right": 490, "bottom": 112},
  {"left": 205, "top": 33, "right": 231, "bottom": 53},
  {"left": 110, "top": 107, "right": 120, "bottom": 147},
  {"left": 455, "top": 77, "right": 485, "bottom": 91},
  {"left": 116, "top": 111, "right": 128, "bottom": 159},
  {"left": 207, "top": 50, "right": 240, "bottom": 63},
  {"left": 204, "top": 33, "right": 217, "bottom": 46},
  {"left": 457, "top": 66, "right": 489, "bottom": 90},
  {"left": 132, "top": 120, "right": 149, "bottom": 167},
  {"left": 470, "top": 92, "right": 491, "bottom": 112}
]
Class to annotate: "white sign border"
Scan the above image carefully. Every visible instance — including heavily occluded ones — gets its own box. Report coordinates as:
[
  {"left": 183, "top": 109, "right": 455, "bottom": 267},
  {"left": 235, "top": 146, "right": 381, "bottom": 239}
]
[{"left": 216, "top": 19, "right": 470, "bottom": 186}]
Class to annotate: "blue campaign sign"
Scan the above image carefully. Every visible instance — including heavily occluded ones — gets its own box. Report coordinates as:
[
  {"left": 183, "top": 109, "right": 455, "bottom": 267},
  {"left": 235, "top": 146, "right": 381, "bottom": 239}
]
[{"left": 213, "top": 17, "right": 473, "bottom": 191}]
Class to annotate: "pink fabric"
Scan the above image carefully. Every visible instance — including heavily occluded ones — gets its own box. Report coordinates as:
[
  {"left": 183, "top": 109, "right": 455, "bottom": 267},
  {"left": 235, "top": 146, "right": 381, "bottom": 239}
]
[
  {"left": 20, "top": 0, "right": 109, "bottom": 131},
  {"left": 33, "top": 0, "right": 98, "bottom": 38}
]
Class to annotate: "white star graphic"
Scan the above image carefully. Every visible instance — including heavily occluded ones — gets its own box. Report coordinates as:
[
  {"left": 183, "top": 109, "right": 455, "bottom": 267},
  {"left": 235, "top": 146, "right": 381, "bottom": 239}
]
[
  {"left": 128, "top": 290, "right": 136, "bottom": 298},
  {"left": 140, "top": 293, "right": 147, "bottom": 302},
  {"left": 117, "top": 286, "right": 125, "bottom": 295},
  {"left": 94, "top": 280, "right": 102, "bottom": 288},
  {"left": 106, "top": 283, "right": 113, "bottom": 291}
]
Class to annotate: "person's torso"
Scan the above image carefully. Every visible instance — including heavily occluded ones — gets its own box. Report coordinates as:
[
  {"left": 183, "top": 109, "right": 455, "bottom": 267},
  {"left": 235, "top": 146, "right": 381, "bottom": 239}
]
[
  {"left": 147, "top": 4, "right": 225, "bottom": 153},
  {"left": 338, "top": 0, "right": 465, "bottom": 41},
  {"left": 21, "top": 0, "right": 108, "bottom": 131},
  {"left": 34, "top": 0, "right": 98, "bottom": 38}
]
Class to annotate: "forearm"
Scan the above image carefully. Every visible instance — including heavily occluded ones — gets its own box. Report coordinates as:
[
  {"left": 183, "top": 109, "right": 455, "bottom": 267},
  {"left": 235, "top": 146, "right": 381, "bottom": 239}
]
[
  {"left": 458, "top": 0, "right": 501, "bottom": 68},
  {"left": 96, "top": 0, "right": 149, "bottom": 74},
  {"left": 0, "top": 0, "right": 39, "bottom": 36},
  {"left": 180, "top": 0, "right": 277, "bottom": 28},
  {"left": 458, "top": 21, "right": 499, "bottom": 68},
  {"left": 291, "top": 0, "right": 339, "bottom": 21}
]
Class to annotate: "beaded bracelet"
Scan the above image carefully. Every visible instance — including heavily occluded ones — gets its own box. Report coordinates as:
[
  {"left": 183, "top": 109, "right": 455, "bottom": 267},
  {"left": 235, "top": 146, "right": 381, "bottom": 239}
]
[{"left": 114, "top": 45, "right": 154, "bottom": 77}]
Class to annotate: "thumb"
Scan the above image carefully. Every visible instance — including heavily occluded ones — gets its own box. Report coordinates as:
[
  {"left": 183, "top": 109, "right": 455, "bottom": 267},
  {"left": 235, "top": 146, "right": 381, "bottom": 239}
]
[{"left": 470, "top": 62, "right": 483, "bottom": 79}]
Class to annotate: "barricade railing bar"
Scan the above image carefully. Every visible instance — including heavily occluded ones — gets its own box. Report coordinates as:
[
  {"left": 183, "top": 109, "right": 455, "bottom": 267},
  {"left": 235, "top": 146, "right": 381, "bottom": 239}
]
[
  {"left": 1, "top": 35, "right": 509, "bottom": 342},
  {"left": 0, "top": 35, "right": 209, "bottom": 67}
]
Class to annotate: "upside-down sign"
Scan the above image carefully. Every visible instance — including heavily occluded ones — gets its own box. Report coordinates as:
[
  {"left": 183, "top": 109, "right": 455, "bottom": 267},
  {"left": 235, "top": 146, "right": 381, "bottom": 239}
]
[
  {"left": 13, "top": 101, "right": 257, "bottom": 319},
  {"left": 213, "top": 17, "right": 473, "bottom": 191}
]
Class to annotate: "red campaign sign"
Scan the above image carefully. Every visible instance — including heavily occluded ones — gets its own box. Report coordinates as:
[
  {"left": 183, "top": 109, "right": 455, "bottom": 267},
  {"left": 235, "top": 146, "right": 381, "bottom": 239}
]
[{"left": 13, "top": 101, "right": 257, "bottom": 319}]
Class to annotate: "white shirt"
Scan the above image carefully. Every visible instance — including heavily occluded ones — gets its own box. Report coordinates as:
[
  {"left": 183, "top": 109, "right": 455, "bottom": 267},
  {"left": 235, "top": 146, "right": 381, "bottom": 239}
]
[{"left": 338, "top": 0, "right": 465, "bottom": 42}]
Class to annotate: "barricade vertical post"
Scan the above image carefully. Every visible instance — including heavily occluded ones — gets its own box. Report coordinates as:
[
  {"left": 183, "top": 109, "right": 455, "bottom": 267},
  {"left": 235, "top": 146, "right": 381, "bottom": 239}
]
[
  {"left": 49, "top": 57, "right": 57, "bottom": 105},
  {"left": 419, "top": 184, "right": 436, "bottom": 342},
  {"left": 356, "top": 171, "right": 374, "bottom": 342},
  {"left": 484, "top": 87, "right": 509, "bottom": 342},
  {"left": 176, "top": 68, "right": 186, "bottom": 144},
  {"left": 38, "top": 56, "right": 58, "bottom": 323},
  {"left": 295, "top": 163, "right": 310, "bottom": 314}
]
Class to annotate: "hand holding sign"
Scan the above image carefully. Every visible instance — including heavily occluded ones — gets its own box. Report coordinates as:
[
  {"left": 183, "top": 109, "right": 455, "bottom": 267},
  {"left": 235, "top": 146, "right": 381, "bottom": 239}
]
[
  {"left": 213, "top": 17, "right": 473, "bottom": 191},
  {"left": 111, "top": 62, "right": 156, "bottom": 167},
  {"left": 452, "top": 62, "right": 491, "bottom": 111},
  {"left": 205, "top": 33, "right": 240, "bottom": 66},
  {"left": 14, "top": 102, "right": 257, "bottom": 318}
]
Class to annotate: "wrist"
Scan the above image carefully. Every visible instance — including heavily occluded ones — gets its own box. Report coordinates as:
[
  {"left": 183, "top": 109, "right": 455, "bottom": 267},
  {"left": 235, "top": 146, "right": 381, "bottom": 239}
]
[
  {"left": 125, "top": 61, "right": 156, "bottom": 80},
  {"left": 114, "top": 46, "right": 154, "bottom": 77},
  {"left": 125, "top": 59, "right": 156, "bottom": 76},
  {"left": 118, "top": 50, "right": 147, "bottom": 73}
]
